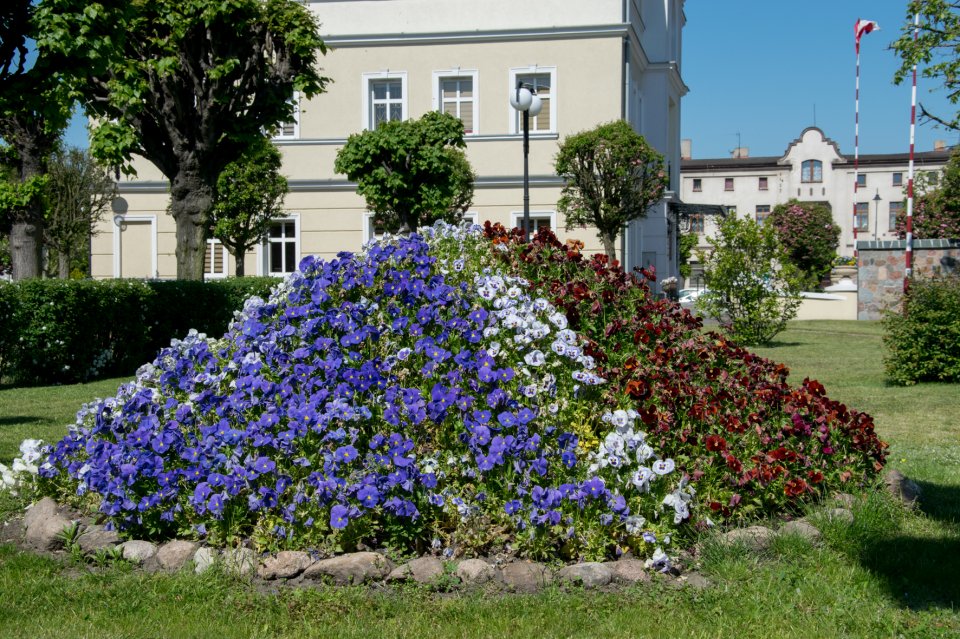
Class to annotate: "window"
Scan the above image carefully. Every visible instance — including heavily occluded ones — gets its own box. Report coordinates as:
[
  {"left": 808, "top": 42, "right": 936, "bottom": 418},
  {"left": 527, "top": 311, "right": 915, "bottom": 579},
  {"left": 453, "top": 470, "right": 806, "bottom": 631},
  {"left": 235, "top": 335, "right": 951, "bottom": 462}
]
[
  {"left": 724, "top": 178, "right": 734, "bottom": 191},
  {"left": 273, "top": 91, "right": 300, "bottom": 140},
  {"left": 755, "top": 205, "right": 771, "bottom": 225},
  {"left": 364, "top": 211, "right": 478, "bottom": 243},
  {"left": 510, "top": 67, "right": 556, "bottom": 133},
  {"left": 689, "top": 212, "right": 705, "bottom": 233},
  {"left": 926, "top": 171, "right": 940, "bottom": 186},
  {"left": 856, "top": 174, "right": 867, "bottom": 188},
  {"left": 889, "top": 201, "right": 904, "bottom": 231},
  {"left": 854, "top": 202, "right": 869, "bottom": 232},
  {"left": 434, "top": 71, "right": 478, "bottom": 134},
  {"left": 363, "top": 72, "right": 407, "bottom": 130},
  {"left": 758, "top": 176, "right": 768, "bottom": 191},
  {"left": 801, "top": 160, "right": 822, "bottom": 183},
  {"left": 892, "top": 172, "right": 903, "bottom": 187},
  {"left": 266, "top": 219, "right": 298, "bottom": 275},
  {"left": 511, "top": 211, "right": 555, "bottom": 235},
  {"left": 692, "top": 178, "right": 702, "bottom": 192},
  {"left": 204, "top": 239, "right": 228, "bottom": 279}
]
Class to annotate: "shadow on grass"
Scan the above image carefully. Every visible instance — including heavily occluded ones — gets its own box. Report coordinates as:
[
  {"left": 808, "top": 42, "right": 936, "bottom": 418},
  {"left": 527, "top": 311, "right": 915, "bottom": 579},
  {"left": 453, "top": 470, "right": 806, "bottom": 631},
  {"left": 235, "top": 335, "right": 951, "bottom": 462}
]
[
  {"left": 915, "top": 480, "right": 960, "bottom": 525},
  {"left": 756, "top": 340, "right": 803, "bottom": 348},
  {"left": 855, "top": 534, "right": 960, "bottom": 611},
  {"left": 0, "top": 416, "right": 52, "bottom": 427}
]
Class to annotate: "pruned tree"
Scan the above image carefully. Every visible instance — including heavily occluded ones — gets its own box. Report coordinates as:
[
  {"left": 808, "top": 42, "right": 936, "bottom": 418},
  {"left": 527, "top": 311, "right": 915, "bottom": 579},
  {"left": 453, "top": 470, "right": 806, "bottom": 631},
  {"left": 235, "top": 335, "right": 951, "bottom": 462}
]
[
  {"left": 208, "top": 137, "right": 287, "bottom": 277},
  {"left": 555, "top": 120, "right": 667, "bottom": 261},
  {"left": 43, "top": 146, "right": 116, "bottom": 278},
  {"left": 0, "top": 1, "right": 31, "bottom": 87},
  {"left": 769, "top": 200, "right": 840, "bottom": 288},
  {"left": 35, "top": 0, "right": 330, "bottom": 280},
  {"left": 893, "top": 1, "right": 960, "bottom": 131},
  {"left": 334, "top": 111, "right": 475, "bottom": 234}
]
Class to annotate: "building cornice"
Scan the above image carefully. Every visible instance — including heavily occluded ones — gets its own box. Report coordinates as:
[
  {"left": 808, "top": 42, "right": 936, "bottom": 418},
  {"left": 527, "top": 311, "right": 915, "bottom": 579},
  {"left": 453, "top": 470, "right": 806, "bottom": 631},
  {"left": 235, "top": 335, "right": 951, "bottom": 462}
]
[
  {"left": 272, "top": 133, "right": 560, "bottom": 147},
  {"left": 322, "top": 24, "right": 629, "bottom": 48}
]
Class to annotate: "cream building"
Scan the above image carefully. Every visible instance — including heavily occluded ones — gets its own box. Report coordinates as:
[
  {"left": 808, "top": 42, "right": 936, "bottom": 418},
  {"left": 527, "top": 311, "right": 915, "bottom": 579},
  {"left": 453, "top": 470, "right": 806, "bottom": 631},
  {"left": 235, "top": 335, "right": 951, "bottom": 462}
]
[
  {"left": 96, "top": 0, "right": 688, "bottom": 285},
  {"left": 679, "top": 126, "right": 951, "bottom": 287}
]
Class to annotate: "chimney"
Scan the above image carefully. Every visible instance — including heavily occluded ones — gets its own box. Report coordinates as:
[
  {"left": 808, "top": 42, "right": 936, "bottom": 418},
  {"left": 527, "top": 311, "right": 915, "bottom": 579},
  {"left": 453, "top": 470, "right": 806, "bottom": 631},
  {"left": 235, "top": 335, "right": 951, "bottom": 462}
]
[
  {"left": 681, "top": 139, "right": 692, "bottom": 160},
  {"left": 732, "top": 147, "right": 749, "bottom": 159},
  {"left": 934, "top": 139, "right": 946, "bottom": 151}
]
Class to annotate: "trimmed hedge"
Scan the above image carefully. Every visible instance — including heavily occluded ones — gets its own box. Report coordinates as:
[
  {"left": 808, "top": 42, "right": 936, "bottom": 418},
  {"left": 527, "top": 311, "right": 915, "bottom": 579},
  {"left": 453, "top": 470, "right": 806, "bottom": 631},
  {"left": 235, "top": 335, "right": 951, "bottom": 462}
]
[
  {"left": 883, "top": 275, "right": 960, "bottom": 385},
  {"left": 0, "top": 277, "right": 278, "bottom": 386}
]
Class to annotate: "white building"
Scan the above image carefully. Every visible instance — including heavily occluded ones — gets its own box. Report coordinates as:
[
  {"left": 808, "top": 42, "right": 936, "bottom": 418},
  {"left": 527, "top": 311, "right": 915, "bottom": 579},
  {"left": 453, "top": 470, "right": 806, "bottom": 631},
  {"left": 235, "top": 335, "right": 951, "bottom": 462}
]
[
  {"left": 678, "top": 126, "right": 951, "bottom": 286},
  {"left": 96, "top": 0, "right": 688, "bottom": 285}
]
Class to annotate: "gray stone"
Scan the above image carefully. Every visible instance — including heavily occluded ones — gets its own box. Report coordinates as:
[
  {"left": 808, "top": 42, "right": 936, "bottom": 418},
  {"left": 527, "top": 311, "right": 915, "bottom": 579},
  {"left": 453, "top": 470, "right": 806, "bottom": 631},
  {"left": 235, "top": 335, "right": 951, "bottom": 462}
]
[
  {"left": 832, "top": 493, "right": 857, "bottom": 509},
  {"left": 222, "top": 547, "right": 257, "bottom": 577},
  {"left": 194, "top": 547, "right": 219, "bottom": 574},
  {"left": 884, "top": 469, "right": 921, "bottom": 508},
  {"left": 605, "top": 558, "right": 652, "bottom": 584},
  {"left": 500, "top": 562, "right": 551, "bottom": 593},
  {"left": 22, "top": 497, "right": 72, "bottom": 551},
  {"left": 455, "top": 558, "right": 496, "bottom": 585},
  {"left": 557, "top": 562, "right": 612, "bottom": 588},
  {"left": 822, "top": 508, "right": 855, "bottom": 524},
  {"left": 77, "top": 524, "right": 121, "bottom": 555},
  {"left": 258, "top": 551, "right": 314, "bottom": 580},
  {"left": 678, "top": 572, "right": 711, "bottom": 589},
  {"left": 387, "top": 556, "right": 446, "bottom": 584},
  {"left": 157, "top": 540, "right": 200, "bottom": 571},
  {"left": 720, "top": 525, "right": 776, "bottom": 551},
  {"left": 301, "top": 552, "right": 395, "bottom": 585},
  {"left": 119, "top": 540, "right": 158, "bottom": 565},
  {"left": 779, "top": 519, "right": 822, "bottom": 542}
]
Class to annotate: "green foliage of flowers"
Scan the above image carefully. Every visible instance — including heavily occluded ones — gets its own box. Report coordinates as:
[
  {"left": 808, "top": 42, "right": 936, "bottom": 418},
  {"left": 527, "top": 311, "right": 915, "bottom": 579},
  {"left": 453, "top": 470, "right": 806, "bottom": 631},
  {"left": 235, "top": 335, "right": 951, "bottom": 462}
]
[
  {"left": 769, "top": 200, "right": 840, "bottom": 287},
  {"left": 883, "top": 275, "right": 960, "bottom": 385}
]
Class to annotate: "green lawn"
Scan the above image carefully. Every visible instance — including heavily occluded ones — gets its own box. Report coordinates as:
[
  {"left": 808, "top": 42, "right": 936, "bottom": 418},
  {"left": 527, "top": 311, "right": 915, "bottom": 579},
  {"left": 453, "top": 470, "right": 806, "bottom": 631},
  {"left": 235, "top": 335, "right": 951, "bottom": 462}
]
[{"left": 0, "top": 320, "right": 957, "bottom": 639}]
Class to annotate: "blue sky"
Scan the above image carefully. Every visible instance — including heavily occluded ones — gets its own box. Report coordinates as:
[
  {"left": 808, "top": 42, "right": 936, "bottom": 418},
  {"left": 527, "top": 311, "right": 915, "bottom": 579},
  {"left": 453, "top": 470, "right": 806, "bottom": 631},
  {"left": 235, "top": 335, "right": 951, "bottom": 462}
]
[
  {"left": 681, "top": 1, "right": 959, "bottom": 159},
  {"left": 62, "top": 1, "right": 959, "bottom": 158}
]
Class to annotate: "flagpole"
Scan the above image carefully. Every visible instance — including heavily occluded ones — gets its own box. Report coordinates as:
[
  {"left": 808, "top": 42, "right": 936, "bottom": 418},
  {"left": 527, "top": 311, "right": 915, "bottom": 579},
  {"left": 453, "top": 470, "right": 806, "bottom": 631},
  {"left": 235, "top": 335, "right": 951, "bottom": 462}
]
[
  {"left": 905, "top": 13, "right": 919, "bottom": 295},
  {"left": 853, "top": 25, "right": 862, "bottom": 259}
]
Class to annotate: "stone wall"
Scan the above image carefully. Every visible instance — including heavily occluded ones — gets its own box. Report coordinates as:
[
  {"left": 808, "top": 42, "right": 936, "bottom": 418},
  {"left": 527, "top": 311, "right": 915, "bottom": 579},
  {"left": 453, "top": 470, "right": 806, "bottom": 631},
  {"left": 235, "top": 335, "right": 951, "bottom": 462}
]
[{"left": 857, "top": 238, "right": 960, "bottom": 320}]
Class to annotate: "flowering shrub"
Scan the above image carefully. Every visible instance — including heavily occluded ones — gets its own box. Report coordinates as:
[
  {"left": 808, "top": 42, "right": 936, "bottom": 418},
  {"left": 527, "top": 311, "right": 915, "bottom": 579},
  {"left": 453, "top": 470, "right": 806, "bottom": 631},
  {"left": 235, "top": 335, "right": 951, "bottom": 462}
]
[
  {"left": 483, "top": 223, "right": 887, "bottom": 524},
  {"left": 36, "top": 224, "right": 687, "bottom": 562},
  {"left": 769, "top": 200, "right": 840, "bottom": 287}
]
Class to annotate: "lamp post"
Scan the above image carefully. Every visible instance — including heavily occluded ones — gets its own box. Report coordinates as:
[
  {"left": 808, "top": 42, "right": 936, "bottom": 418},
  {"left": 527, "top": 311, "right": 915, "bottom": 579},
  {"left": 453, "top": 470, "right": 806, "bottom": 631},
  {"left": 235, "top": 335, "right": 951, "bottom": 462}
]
[
  {"left": 872, "top": 190, "right": 882, "bottom": 241},
  {"left": 509, "top": 81, "right": 542, "bottom": 241}
]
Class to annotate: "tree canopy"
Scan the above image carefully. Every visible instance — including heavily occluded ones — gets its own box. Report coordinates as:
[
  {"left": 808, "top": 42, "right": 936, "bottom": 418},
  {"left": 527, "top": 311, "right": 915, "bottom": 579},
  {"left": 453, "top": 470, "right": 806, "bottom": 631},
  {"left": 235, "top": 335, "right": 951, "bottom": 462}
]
[
  {"left": 895, "top": 147, "right": 960, "bottom": 238},
  {"left": 893, "top": 1, "right": 960, "bottom": 131},
  {"left": 35, "top": 0, "right": 330, "bottom": 280},
  {"left": 334, "top": 111, "right": 475, "bottom": 234},
  {"left": 768, "top": 200, "right": 840, "bottom": 288},
  {"left": 555, "top": 120, "right": 667, "bottom": 261}
]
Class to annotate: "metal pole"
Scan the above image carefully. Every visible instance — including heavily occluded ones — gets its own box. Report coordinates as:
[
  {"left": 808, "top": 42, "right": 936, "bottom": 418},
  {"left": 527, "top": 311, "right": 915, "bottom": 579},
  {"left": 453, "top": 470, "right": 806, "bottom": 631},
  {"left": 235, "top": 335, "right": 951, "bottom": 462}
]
[
  {"left": 905, "top": 13, "right": 919, "bottom": 295},
  {"left": 853, "top": 32, "right": 862, "bottom": 257},
  {"left": 522, "top": 107, "right": 530, "bottom": 242}
]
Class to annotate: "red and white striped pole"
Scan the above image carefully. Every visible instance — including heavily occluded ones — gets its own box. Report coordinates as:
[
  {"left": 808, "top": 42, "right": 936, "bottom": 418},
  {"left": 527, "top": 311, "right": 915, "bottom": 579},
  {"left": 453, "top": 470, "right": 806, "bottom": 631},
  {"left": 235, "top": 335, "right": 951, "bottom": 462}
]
[
  {"left": 905, "top": 13, "right": 919, "bottom": 295},
  {"left": 854, "top": 19, "right": 879, "bottom": 260}
]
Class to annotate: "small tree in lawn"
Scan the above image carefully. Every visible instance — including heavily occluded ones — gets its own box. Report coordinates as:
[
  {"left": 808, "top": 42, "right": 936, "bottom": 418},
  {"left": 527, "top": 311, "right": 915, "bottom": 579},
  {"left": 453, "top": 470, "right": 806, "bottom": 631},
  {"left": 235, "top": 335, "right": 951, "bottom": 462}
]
[
  {"left": 697, "top": 214, "right": 806, "bottom": 346},
  {"left": 334, "top": 111, "right": 475, "bottom": 234},
  {"left": 768, "top": 199, "right": 840, "bottom": 288},
  {"left": 555, "top": 120, "right": 667, "bottom": 262},
  {"left": 208, "top": 137, "right": 287, "bottom": 277}
]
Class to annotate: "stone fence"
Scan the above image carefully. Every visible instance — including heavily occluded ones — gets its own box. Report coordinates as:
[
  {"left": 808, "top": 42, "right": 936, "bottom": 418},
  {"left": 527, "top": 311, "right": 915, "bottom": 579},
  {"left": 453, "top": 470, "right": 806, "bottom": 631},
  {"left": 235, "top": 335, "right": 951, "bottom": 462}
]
[{"left": 857, "top": 238, "right": 960, "bottom": 320}]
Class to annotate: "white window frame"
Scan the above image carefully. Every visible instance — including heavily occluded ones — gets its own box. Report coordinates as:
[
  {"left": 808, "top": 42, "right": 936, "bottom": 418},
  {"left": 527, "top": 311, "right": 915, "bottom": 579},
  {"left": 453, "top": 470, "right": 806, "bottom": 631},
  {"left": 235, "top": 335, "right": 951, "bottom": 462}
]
[
  {"left": 258, "top": 214, "right": 300, "bottom": 276},
  {"left": 508, "top": 66, "right": 557, "bottom": 134},
  {"left": 112, "top": 214, "right": 158, "bottom": 279},
  {"left": 433, "top": 70, "right": 479, "bottom": 135},
  {"left": 272, "top": 91, "right": 300, "bottom": 140},
  {"left": 203, "top": 238, "right": 229, "bottom": 279},
  {"left": 510, "top": 210, "right": 556, "bottom": 234},
  {"left": 362, "top": 71, "right": 408, "bottom": 131}
]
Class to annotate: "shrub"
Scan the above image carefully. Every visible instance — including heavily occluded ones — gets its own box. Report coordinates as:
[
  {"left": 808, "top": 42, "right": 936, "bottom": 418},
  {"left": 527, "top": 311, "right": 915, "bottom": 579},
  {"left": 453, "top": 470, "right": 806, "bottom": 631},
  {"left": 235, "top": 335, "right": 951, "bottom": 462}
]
[
  {"left": 769, "top": 200, "right": 840, "bottom": 287},
  {"left": 883, "top": 275, "right": 960, "bottom": 385}
]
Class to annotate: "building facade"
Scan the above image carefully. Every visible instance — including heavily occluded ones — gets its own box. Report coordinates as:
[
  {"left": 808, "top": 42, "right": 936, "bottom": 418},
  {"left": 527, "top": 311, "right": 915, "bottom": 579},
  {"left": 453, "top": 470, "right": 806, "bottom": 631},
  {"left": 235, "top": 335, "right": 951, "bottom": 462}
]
[
  {"left": 679, "top": 126, "right": 951, "bottom": 287},
  {"left": 95, "top": 0, "right": 688, "bottom": 285}
]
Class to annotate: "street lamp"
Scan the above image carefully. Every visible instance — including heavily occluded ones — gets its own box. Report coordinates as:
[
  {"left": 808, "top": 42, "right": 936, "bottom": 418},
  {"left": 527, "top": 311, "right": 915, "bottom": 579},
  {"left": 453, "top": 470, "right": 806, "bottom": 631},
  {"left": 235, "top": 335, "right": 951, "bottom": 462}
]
[
  {"left": 509, "top": 81, "right": 542, "bottom": 241},
  {"left": 872, "top": 190, "right": 882, "bottom": 240}
]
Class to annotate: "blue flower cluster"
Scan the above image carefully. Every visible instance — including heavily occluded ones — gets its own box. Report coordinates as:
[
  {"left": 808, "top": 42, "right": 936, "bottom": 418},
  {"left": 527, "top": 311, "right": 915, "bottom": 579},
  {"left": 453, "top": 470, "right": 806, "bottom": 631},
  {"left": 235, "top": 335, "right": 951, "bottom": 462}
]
[{"left": 40, "top": 223, "right": 682, "bottom": 558}]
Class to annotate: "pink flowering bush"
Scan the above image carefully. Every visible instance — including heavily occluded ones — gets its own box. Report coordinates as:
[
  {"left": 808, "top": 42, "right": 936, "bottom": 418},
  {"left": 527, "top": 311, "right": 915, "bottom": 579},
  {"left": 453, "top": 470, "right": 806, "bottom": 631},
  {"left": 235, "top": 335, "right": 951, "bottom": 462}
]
[{"left": 769, "top": 200, "right": 840, "bottom": 287}]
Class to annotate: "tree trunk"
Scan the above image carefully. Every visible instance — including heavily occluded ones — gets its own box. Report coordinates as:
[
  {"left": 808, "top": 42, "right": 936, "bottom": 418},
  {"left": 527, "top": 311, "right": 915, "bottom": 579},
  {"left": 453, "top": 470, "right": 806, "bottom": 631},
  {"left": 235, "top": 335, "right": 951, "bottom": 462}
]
[
  {"left": 169, "top": 168, "right": 213, "bottom": 281},
  {"left": 601, "top": 233, "right": 618, "bottom": 265},
  {"left": 10, "top": 215, "right": 42, "bottom": 280},
  {"left": 233, "top": 248, "right": 246, "bottom": 277},
  {"left": 58, "top": 251, "right": 71, "bottom": 279}
]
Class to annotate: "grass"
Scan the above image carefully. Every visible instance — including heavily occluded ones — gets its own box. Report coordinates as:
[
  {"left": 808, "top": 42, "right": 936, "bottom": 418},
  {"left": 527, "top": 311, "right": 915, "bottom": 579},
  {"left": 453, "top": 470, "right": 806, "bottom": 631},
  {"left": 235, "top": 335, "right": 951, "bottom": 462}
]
[{"left": 0, "top": 320, "right": 957, "bottom": 638}]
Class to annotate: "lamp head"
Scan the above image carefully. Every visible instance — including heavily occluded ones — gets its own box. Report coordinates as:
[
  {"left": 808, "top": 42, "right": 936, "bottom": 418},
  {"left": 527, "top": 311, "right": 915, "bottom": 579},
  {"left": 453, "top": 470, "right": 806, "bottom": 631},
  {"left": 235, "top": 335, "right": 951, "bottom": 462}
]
[
  {"left": 509, "top": 86, "right": 533, "bottom": 112},
  {"left": 528, "top": 94, "right": 543, "bottom": 117}
]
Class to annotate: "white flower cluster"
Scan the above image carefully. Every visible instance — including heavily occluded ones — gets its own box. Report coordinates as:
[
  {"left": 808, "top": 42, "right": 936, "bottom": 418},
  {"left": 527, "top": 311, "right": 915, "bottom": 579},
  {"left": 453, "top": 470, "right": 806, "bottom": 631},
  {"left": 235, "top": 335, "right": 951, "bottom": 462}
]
[{"left": 0, "top": 439, "right": 46, "bottom": 495}]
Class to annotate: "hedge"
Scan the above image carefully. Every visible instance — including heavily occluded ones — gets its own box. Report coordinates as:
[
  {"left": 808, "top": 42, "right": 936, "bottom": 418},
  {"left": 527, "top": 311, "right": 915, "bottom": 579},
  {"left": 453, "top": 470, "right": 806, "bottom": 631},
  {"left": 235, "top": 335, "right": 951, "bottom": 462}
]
[
  {"left": 883, "top": 275, "right": 960, "bottom": 385},
  {"left": 0, "top": 277, "right": 278, "bottom": 386}
]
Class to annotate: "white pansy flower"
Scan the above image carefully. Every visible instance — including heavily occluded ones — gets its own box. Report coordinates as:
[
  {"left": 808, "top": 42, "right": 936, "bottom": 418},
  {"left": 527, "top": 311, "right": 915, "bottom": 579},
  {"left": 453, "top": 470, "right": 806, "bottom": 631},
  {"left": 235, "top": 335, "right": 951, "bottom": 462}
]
[
  {"left": 624, "top": 515, "right": 647, "bottom": 535},
  {"left": 652, "top": 458, "right": 675, "bottom": 475}
]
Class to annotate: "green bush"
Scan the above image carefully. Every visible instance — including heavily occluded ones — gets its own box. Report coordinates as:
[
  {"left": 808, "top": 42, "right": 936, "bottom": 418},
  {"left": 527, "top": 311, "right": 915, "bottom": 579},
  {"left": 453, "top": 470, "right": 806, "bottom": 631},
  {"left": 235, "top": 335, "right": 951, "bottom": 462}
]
[
  {"left": 0, "top": 277, "right": 278, "bottom": 386},
  {"left": 883, "top": 276, "right": 960, "bottom": 385}
]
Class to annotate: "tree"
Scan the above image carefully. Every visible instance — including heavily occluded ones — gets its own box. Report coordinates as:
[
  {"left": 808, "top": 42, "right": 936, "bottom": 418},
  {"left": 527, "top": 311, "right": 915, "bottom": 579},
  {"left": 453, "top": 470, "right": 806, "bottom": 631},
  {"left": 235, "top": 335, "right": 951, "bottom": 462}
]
[
  {"left": 334, "top": 111, "right": 475, "bottom": 234},
  {"left": 696, "top": 215, "right": 806, "bottom": 346},
  {"left": 555, "top": 120, "right": 667, "bottom": 261},
  {"left": 892, "top": 1, "right": 960, "bottom": 131},
  {"left": 43, "top": 146, "right": 116, "bottom": 278},
  {"left": 678, "top": 232, "right": 698, "bottom": 280},
  {"left": 208, "top": 137, "right": 287, "bottom": 277},
  {"left": 0, "top": 0, "right": 72, "bottom": 280},
  {"left": 768, "top": 200, "right": 840, "bottom": 287},
  {"left": 35, "top": 0, "right": 329, "bottom": 280},
  {"left": 895, "top": 148, "right": 960, "bottom": 238}
]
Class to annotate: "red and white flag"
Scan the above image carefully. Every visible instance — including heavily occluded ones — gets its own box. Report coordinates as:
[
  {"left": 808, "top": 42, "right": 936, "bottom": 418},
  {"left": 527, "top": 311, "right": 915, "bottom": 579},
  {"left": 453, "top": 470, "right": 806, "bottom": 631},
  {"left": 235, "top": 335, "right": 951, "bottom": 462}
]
[{"left": 855, "top": 19, "right": 879, "bottom": 52}]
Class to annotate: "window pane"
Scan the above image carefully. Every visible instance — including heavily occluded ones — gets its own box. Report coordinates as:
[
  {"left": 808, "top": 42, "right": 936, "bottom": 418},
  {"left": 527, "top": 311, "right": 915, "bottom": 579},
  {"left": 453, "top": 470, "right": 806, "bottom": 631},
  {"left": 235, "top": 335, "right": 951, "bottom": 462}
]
[
  {"left": 855, "top": 203, "right": 869, "bottom": 231},
  {"left": 389, "top": 103, "right": 402, "bottom": 122},
  {"left": 889, "top": 201, "right": 904, "bottom": 230},
  {"left": 892, "top": 172, "right": 903, "bottom": 186},
  {"left": 459, "top": 102, "right": 473, "bottom": 132},
  {"left": 270, "top": 243, "right": 283, "bottom": 273},
  {"left": 270, "top": 224, "right": 282, "bottom": 238},
  {"left": 373, "top": 82, "right": 387, "bottom": 100},
  {"left": 374, "top": 104, "right": 387, "bottom": 127},
  {"left": 285, "top": 241, "right": 296, "bottom": 272},
  {"left": 533, "top": 97, "right": 550, "bottom": 131},
  {"left": 388, "top": 80, "right": 401, "bottom": 99}
]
